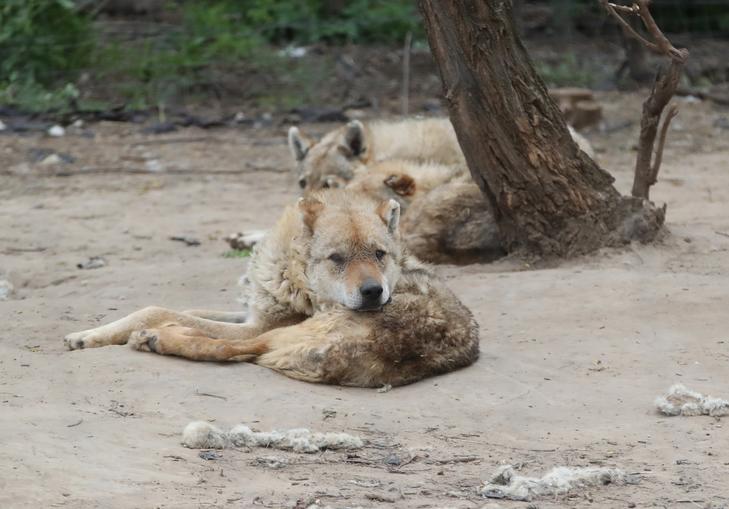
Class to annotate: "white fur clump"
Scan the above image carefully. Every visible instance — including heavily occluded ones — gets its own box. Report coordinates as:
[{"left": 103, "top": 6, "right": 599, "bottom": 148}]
[
  {"left": 480, "top": 464, "right": 634, "bottom": 501},
  {"left": 655, "top": 384, "right": 729, "bottom": 417},
  {"left": 181, "top": 421, "right": 364, "bottom": 453}
]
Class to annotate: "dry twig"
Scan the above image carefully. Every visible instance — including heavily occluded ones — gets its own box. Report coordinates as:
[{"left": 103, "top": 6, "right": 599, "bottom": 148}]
[{"left": 601, "top": 0, "right": 689, "bottom": 200}]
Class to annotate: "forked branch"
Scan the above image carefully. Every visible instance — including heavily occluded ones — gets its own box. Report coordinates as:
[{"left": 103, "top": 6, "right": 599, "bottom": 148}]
[{"left": 601, "top": 0, "right": 689, "bottom": 200}]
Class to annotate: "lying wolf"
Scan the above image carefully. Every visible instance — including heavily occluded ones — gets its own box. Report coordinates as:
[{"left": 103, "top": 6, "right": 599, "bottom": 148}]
[
  {"left": 285, "top": 117, "right": 591, "bottom": 263},
  {"left": 346, "top": 160, "right": 503, "bottom": 263},
  {"left": 288, "top": 117, "right": 595, "bottom": 192},
  {"left": 64, "top": 190, "right": 480, "bottom": 387},
  {"left": 288, "top": 117, "right": 464, "bottom": 191}
]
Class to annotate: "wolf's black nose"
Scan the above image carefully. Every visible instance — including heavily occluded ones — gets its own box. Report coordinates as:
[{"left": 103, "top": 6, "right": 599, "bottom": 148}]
[{"left": 360, "top": 279, "right": 383, "bottom": 304}]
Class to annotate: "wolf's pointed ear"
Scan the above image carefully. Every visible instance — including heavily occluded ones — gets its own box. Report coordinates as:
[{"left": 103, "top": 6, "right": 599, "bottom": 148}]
[
  {"left": 377, "top": 199, "right": 400, "bottom": 234},
  {"left": 298, "top": 196, "right": 324, "bottom": 232},
  {"left": 342, "top": 120, "right": 367, "bottom": 158},
  {"left": 384, "top": 174, "right": 416, "bottom": 197},
  {"left": 288, "top": 126, "right": 310, "bottom": 162}
]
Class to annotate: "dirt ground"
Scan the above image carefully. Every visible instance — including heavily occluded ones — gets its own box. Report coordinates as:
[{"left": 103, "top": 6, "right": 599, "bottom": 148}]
[{"left": 1, "top": 92, "right": 728, "bottom": 509}]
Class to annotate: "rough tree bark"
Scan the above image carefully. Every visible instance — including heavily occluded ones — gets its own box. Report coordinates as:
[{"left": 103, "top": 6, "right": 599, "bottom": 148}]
[{"left": 418, "top": 0, "right": 665, "bottom": 257}]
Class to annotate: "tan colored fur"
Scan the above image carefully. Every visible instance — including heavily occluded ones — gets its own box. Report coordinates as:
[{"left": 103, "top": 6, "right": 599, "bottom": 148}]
[
  {"left": 64, "top": 190, "right": 479, "bottom": 387},
  {"left": 288, "top": 118, "right": 594, "bottom": 194},
  {"left": 287, "top": 118, "right": 592, "bottom": 263},
  {"left": 347, "top": 160, "right": 503, "bottom": 264},
  {"left": 288, "top": 118, "right": 464, "bottom": 192}
]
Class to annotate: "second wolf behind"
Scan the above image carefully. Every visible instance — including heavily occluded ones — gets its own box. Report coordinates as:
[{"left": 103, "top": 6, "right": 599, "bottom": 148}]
[
  {"left": 286, "top": 117, "right": 594, "bottom": 263},
  {"left": 288, "top": 117, "right": 595, "bottom": 192}
]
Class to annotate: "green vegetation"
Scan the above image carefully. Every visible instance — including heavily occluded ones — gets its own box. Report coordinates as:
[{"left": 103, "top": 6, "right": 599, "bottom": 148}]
[
  {"left": 0, "top": 0, "right": 726, "bottom": 114},
  {"left": 223, "top": 249, "right": 252, "bottom": 259},
  {"left": 0, "top": 0, "right": 421, "bottom": 113},
  {"left": 0, "top": 0, "right": 93, "bottom": 112},
  {"left": 535, "top": 53, "right": 595, "bottom": 88}
]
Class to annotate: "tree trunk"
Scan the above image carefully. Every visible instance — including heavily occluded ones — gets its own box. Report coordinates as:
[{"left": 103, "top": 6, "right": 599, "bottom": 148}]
[{"left": 418, "top": 0, "right": 665, "bottom": 257}]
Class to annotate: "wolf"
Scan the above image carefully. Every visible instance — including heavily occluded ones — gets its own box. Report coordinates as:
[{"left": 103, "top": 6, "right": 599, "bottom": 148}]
[
  {"left": 64, "top": 190, "right": 480, "bottom": 387},
  {"left": 346, "top": 160, "right": 503, "bottom": 264},
  {"left": 288, "top": 117, "right": 595, "bottom": 193},
  {"left": 288, "top": 117, "right": 464, "bottom": 191},
  {"left": 285, "top": 117, "right": 590, "bottom": 263}
]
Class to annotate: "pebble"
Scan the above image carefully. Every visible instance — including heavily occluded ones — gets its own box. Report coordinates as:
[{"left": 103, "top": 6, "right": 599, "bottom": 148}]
[
  {"left": 40, "top": 154, "right": 63, "bottom": 166},
  {"left": 0, "top": 280, "right": 13, "bottom": 300},
  {"left": 48, "top": 125, "right": 66, "bottom": 137}
]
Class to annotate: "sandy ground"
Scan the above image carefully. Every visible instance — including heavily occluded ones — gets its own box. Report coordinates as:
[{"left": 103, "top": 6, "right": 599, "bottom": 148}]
[{"left": 1, "top": 92, "right": 729, "bottom": 508}]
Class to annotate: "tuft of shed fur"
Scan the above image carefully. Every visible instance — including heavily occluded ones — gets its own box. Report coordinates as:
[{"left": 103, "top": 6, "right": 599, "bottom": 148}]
[
  {"left": 181, "top": 421, "right": 364, "bottom": 452},
  {"left": 182, "top": 421, "right": 229, "bottom": 449},
  {"left": 655, "top": 384, "right": 729, "bottom": 417},
  {"left": 481, "top": 464, "right": 635, "bottom": 501}
]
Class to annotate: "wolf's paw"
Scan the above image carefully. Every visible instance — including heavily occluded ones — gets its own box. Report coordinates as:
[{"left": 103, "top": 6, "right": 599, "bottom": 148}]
[
  {"left": 129, "top": 329, "right": 159, "bottom": 353},
  {"left": 64, "top": 330, "right": 91, "bottom": 350}
]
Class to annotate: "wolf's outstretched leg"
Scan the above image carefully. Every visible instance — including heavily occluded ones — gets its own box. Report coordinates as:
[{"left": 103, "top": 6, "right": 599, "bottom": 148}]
[
  {"left": 64, "top": 306, "right": 268, "bottom": 350},
  {"left": 182, "top": 309, "right": 248, "bottom": 323},
  {"left": 128, "top": 314, "right": 381, "bottom": 385},
  {"left": 128, "top": 325, "right": 270, "bottom": 362}
]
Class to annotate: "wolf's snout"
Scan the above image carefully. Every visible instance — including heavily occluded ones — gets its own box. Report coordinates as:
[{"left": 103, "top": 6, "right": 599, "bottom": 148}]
[{"left": 359, "top": 279, "right": 383, "bottom": 307}]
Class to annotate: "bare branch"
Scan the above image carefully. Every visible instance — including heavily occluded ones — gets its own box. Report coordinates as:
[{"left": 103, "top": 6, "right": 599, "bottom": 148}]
[
  {"left": 634, "top": 0, "right": 688, "bottom": 62},
  {"left": 601, "top": 1, "right": 659, "bottom": 53},
  {"left": 601, "top": 0, "right": 689, "bottom": 200},
  {"left": 649, "top": 103, "right": 678, "bottom": 186}
]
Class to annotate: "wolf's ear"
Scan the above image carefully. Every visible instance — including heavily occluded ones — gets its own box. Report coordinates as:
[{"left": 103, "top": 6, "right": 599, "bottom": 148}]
[
  {"left": 377, "top": 199, "right": 400, "bottom": 234},
  {"left": 298, "top": 196, "right": 324, "bottom": 232},
  {"left": 342, "top": 120, "right": 367, "bottom": 158},
  {"left": 384, "top": 174, "right": 416, "bottom": 197},
  {"left": 288, "top": 126, "right": 310, "bottom": 162}
]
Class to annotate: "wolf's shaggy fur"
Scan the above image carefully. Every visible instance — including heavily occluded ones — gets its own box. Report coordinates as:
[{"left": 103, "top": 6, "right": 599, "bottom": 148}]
[
  {"left": 182, "top": 421, "right": 363, "bottom": 452},
  {"left": 287, "top": 118, "right": 591, "bottom": 263},
  {"left": 288, "top": 118, "right": 594, "bottom": 193},
  {"left": 347, "top": 160, "right": 503, "bottom": 263},
  {"left": 288, "top": 118, "right": 464, "bottom": 191},
  {"left": 655, "top": 384, "right": 729, "bottom": 417},
  {"left": 481, "top": 464, "right": 635, "bottom": 501},
  {"left": 64, "top": 190, "right": 480, "bottom": 387}
]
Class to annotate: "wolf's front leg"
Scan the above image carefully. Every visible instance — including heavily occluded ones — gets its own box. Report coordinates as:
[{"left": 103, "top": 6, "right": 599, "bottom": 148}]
[{"left": 64, "top": 306, "right": 266, "bottom": 350}]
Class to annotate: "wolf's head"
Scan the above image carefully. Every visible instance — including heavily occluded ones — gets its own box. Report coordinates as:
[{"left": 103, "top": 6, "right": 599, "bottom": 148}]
[
  {"left": 298, "top": 190, "right": 402, "bottom": 311},
  {"left": 288, "top": 121, "right": 370, "bottom": 194}
]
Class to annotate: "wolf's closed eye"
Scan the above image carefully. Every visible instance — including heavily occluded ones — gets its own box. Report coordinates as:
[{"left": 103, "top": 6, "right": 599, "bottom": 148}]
[{"left": 328, "top": 253, "right": 345, "bottom": 264}]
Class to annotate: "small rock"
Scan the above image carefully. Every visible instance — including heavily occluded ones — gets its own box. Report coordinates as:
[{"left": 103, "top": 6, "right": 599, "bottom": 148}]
[
  {"left": 48, "top": 125, "right": 66, "bottom": 137},
  {"left": 199, "top": 450, "right": 221, "bottom": 461},
  {"left": 29, "top": 148, "right": 75, "bottom": 165},
  {"left": 40, "top": 154, "right": 63, "bottom": 166},
  {"left": 279, "top": 46, "right": 307, "bottom": 58},
  {"left": 77, "top": 256, "right": 107, "bottom": 270},
  {"left": 377, "top": 384, "right": 392, "bottom": 393},
  {"left": 72, "top": 119, "right": 84, "bottom": 128},
  {"left": 384, "top": 452, "right": 402, "bottom": 466},
  {"left": 0, "top": 280, "right": 14, "bottom": 301},
  {"left": 0, "top": 120, "right": 6, "bottom": 131}
]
